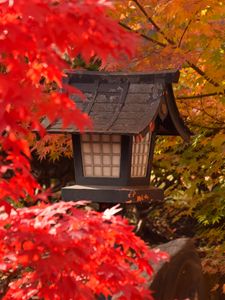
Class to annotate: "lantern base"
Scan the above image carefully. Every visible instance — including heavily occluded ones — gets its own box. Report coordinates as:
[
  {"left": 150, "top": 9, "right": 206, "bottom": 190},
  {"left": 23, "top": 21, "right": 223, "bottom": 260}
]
[{"left": 62, "top": 184, "right": 164, "bottom": 203}]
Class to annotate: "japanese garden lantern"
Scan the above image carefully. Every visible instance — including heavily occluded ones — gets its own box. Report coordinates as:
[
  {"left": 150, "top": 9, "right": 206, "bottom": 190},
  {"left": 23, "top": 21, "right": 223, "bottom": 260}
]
[{"left": 45, "top": 70, "right": 191, "bottom": 203}]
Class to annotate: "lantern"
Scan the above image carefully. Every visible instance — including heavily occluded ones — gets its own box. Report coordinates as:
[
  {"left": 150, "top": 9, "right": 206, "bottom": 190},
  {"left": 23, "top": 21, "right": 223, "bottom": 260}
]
[{"left": 45, "top": 70, "right": 191, "bottom": 203}]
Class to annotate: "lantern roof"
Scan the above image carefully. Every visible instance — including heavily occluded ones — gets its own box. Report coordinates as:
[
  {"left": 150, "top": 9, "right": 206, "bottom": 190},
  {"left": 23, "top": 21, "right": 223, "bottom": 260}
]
[{"left": 45, "top": 70, "right": 191, "bottom": 141}]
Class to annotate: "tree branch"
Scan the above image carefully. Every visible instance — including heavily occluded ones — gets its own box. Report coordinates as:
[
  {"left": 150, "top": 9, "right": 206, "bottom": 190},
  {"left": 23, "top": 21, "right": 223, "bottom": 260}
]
[
  {"left": 186, "top": 61, "right": 220, "bottom": 88},
  {"left": 199, "top": 98, "right": 225, "bottom": 125},
  {"left": 0, "top": 268, "right": 22, "bottom": 298},
  {"left": 177, "top": 92, "right": 224, "bottom": 100},
  {"left": 129, "top": 0, "right": 222, "bottom": 89},
  {"left": 119, "top": 21, "right": 166, "bottom": 47},
  {"left": 178, "top": 7, "right": 201, "bottom": 48},
  {"left": 132, "top": 0, "right": 176, "bottom": 45},
  {"left": 178, "top": 19, "right": 193, "bottom": 47},
  {"left": 189, "top": 123, "right": 225, "bottom": 130}
]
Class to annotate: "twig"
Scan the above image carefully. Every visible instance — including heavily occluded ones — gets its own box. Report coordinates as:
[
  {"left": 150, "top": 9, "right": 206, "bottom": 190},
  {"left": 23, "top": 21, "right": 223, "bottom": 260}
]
[
  {"left": 178, "top": 7, "right": 201, "bottom": 48},
  {"left": 129, "top": 0, "right": 222, "bottom": 89},
  {"left": 186, "top": 61, "right": 220, "bottom": 88},
  {"left": 0, "top": 268, "right": 22, "bottom": 298},
  {"left": 178, "top": 19, "right": 193, "bottom": 47},
  {"left": 199, "top": 98, "right": 225, "bottom": 125},
  {"left": 132, "top": 0, "right": 176, "bottom": 45},
  {"left": 177, "top": 92, "right": 224, "bottom": 100},
  {"left": 119, "top": 22, "right": 166, "bottom": 47}
]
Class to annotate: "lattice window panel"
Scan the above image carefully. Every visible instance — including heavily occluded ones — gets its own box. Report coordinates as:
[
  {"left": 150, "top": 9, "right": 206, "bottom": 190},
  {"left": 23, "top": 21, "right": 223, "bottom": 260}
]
[
  {"left": 81, "top": 134, "right": 121, "bottom": 177},
  {"left": 131, "top": 132, "right": 151, "bottom": 177}
]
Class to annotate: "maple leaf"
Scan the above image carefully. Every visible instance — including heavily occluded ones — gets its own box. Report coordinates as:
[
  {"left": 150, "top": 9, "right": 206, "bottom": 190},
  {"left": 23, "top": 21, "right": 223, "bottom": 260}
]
[
  {"left": 0, "top": 202, "right": 166, "bottom": 299},
  {"left": 103, "top": 204, "right": 122, "bottom": 219}
]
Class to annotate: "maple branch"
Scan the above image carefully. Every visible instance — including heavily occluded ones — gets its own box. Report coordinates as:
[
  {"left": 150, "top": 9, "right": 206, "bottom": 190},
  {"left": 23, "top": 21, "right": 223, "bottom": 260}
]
[
  {"left": 176, "top": 92, "right": 224, "bottom": 100},
  {"left": 186, "top": 61, "right": 220, "bottom": 88},
  {"left": 182, "top": 97, "right": 225, "bottom": 127},
  {"left": 178, "top": 7, "right": 201, "bottom": 48},
  {"left": 132, "top": 0, "right": 176, "bottom": 45},
  {"left": 119, "top": 21, "right": 166, "bottom": 47},
  {"left": 181, "top": 100, "right": 225, "bottom": 130},
  {"left": 199, "top": 98, "right": 225, "bottom": 125},
  {"left": 189, "top": 123, "right": 225, "bottom": 130},
  {"left": 130, "top": 0, "right": 222, "bottom": 89},
  {"left": 0, "top": 268, "right": 22, "bottom": 298},
  {"left": 178, "top": 19, "right": 193, "bottom": 48}
]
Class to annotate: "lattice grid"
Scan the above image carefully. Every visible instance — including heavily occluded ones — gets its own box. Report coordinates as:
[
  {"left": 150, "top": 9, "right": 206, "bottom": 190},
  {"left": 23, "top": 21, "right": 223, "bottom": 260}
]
[
  {"left": 131, "top": 132, "right": 151, "bottom": 177},
  {"left": 81, "top": 134, "right": 121, "bottom": 177}
]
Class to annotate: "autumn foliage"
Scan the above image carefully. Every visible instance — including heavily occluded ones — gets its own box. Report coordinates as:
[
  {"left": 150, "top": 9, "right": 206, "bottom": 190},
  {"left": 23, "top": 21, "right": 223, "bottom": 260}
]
[
  {"left": 0, "top": 202, "right": 166, "bottom": 299},
  {"left": 113, "top": 0, "right": 225, "bottom": 292},
  {"left": 0, "top": 0, "right": 136, "bottom": 203},
  {"left": 0, "top": 0, "right": 165, "bottom": 299}
]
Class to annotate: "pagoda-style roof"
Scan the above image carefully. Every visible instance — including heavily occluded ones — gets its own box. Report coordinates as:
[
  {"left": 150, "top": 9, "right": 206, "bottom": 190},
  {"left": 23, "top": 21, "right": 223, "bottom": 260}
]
[{"left": 45, "top": 70, "right": 191, "bottom": 141}]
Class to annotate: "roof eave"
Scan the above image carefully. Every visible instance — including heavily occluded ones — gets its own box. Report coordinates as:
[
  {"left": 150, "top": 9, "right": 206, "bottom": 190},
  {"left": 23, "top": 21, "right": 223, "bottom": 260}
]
[
  {"left": 64, "top": 69, "right": 180, "bottom": 84},
  {"left": 165, "top": 84, "right": 192, "bottom": 142}
]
